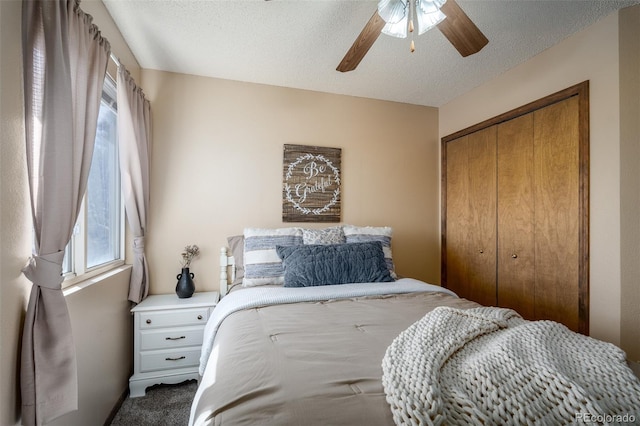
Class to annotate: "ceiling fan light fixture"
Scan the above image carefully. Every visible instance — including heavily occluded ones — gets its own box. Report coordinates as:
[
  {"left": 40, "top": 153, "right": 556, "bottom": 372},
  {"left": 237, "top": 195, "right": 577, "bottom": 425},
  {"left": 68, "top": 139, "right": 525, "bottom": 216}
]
[
  {"left": 378, "top": 0, "right": 408, "bottom": 25},
  {"left": 417, "top": 0, "right": 446, "bottom": 14},
  {"left": 416, "top": 8, "right": 446, "bottom": 35},
  {"left": 382, "top": 19, "right": 409, "bottom": 38},
  {"left": 379, "top": 0, "right": 447, "bottom": 39}
]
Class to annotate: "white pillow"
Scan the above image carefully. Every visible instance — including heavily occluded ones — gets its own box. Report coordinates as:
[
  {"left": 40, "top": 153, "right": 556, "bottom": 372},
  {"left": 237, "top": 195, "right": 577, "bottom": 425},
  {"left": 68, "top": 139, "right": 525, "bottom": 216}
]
[
  {"left": 243, "top": 227, "right": 303, "bottom": 287},
  {"left": 343, "top": 225, "right": 397, "bottom": 279}
]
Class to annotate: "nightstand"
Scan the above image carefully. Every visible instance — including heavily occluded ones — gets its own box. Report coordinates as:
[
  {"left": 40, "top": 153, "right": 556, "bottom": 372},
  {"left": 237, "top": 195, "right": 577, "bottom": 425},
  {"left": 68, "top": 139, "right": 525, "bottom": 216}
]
[{"left": 129, "top": 291, "right": 219, "bottom": 397}]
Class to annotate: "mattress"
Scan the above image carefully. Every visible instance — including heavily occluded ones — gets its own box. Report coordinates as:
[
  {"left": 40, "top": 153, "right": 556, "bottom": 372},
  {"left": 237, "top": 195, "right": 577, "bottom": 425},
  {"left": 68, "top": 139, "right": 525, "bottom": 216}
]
[{"left": 189, "top": 279, "right": 479, "bottom": 425}]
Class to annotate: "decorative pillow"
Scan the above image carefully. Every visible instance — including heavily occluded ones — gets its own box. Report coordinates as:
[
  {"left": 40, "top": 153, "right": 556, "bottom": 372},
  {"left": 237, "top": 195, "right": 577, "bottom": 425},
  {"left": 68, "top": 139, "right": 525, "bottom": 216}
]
[
  {"left": 227, "top": 235, "right": 245, "bottom": 286},
  {"left": 302, "top": 226, "right": 345, "bottom": 245},
  {"left": 276, "top": 241, "right": 393, "bottom": 288},
  {"left": 343, "top": 225, "right": 397, "bottom": 278},
  {"left": 243, "top": 227, "right": 303, "bottom": 287}
]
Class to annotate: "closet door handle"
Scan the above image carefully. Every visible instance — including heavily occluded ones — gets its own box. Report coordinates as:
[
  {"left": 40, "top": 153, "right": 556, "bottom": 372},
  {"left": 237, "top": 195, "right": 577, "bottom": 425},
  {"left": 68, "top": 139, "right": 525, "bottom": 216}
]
[
  {"left": 511, "top": 254, "right": 518, "bottom": 259},
  {"left": 479, "top": 249, "right": 484, "bottom": 254}
]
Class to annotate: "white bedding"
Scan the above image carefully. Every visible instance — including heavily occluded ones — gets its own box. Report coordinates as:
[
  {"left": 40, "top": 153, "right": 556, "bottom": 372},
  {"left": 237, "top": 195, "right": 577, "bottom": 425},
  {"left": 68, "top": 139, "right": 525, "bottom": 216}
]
[{"left": 198, "top": 278, "right": 456, "bottom": 376}]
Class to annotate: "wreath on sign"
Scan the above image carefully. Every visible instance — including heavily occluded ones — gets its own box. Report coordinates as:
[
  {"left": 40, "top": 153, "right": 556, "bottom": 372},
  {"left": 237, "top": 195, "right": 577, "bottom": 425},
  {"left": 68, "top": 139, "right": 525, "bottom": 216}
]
[{"left": 284, "top": 153, "right": 340, "bottom": 215}]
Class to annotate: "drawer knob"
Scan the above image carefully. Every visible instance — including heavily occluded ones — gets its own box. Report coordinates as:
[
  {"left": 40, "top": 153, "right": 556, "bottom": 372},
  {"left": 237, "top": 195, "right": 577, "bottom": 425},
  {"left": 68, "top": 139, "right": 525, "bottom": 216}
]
[
  {"left": 165, "top": 356, "right": 186, "bottom": 361},
  {"left": 511, "top": 254, "right": 518, "bottom": 259},
  {"left": 165, "top": 336, "right": 186, "bottom": 341},
  {"left": 146, "top": 319, "right": 151, "bottom": 324},
  {"left": 197, "top": 315, "right": 203, "bottom": 320}
]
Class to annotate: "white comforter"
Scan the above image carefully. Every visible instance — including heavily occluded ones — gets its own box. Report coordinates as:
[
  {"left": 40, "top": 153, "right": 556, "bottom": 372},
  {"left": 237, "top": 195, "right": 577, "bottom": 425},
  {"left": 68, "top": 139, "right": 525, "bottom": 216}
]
[{"left": 198, "top": 278, "right": 456, "bottom": 376}]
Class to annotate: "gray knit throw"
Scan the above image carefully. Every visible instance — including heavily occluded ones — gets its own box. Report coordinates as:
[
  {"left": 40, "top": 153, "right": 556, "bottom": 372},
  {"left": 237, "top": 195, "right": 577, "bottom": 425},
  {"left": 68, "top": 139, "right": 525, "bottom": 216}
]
[{"left": 382, "top": 307, "right": 640, "bottom": 425}]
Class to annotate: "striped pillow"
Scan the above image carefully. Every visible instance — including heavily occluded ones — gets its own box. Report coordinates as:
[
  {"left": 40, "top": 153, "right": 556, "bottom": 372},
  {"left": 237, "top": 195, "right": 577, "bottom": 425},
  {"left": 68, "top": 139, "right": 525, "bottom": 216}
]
[
  {"left": 343, "top": 225, "right": 397, "bottom": 279},
  {"left": 243, "top": 227, "right": 303, "bottom": 287}
]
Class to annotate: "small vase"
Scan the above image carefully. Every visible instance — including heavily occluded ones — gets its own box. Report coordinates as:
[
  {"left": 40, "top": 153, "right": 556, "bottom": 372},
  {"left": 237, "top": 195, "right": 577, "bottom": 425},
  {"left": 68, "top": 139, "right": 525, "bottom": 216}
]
[{"left": 176, "top": 267, "right": 195, "bottom": 298}]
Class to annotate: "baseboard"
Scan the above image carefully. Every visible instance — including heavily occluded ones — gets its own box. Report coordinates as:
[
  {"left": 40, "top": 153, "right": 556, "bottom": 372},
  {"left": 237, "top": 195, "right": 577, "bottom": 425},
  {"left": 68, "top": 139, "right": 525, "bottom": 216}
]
[{"left": 103, "top": 388, "right": 129, "bottom": 426}]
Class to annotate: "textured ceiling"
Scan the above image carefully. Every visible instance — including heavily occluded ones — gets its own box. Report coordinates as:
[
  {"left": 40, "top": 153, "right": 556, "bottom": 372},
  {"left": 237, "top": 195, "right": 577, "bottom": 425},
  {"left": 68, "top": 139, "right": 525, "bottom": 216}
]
[{"left": 102, "top": 0, "right": 640, "bottom": 107}]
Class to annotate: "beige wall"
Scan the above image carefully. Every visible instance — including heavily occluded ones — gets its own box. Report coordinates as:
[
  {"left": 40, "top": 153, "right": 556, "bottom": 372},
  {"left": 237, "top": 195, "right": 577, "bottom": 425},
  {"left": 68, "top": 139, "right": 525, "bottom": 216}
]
[
  {"left": 619, "top": 5, "right": 640, "bottom": 361},
  {"left": 48, "top": 268, "right": 133, "bottom": 426},
  {"left": 1, "top": 2, "right": 32, "bottom": 423},
  {"left": 440, "top": 9, "right": 640, "bottom": 358},
  {"left": 0, "top": 1, "right": 140, "bottom": 424},
  {"left": 140, "top": 70, "right": 440, "bottom": 295}
]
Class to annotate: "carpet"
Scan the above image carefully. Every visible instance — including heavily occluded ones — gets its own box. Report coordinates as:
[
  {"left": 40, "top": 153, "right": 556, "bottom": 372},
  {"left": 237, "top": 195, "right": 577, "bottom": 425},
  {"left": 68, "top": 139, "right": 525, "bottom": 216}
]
[{"left": 109, "top": 380, "right": 197, "bottom": 426}]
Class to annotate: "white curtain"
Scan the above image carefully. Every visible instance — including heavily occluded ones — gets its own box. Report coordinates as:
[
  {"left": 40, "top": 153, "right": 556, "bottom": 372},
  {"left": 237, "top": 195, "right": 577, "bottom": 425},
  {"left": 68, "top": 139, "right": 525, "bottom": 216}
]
[
  {"left": 21, "top": 0, "right": 110, "bottom": 424},
  {"left": 117, "top": 67, "right": 152, "bottom": 303}
]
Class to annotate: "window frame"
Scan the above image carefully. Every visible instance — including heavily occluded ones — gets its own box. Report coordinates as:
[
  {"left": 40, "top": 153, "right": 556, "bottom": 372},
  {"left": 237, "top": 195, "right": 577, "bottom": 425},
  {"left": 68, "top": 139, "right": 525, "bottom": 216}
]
[{"left": 62, "top": 73, "right": 125, "bottom": 288}]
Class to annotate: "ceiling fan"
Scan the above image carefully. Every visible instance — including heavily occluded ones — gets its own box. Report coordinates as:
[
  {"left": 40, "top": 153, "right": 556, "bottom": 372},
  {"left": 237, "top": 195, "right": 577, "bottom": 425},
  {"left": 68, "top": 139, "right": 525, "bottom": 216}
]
[{"left": 336, "top": 0, "right": 488, "bottom": 72}]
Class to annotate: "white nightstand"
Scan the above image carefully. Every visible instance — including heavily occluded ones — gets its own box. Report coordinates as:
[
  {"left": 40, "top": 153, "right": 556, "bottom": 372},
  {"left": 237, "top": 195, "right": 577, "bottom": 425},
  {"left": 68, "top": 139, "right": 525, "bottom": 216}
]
[{"left": 129, "top": 291, "right": 219, "bottom": 397}]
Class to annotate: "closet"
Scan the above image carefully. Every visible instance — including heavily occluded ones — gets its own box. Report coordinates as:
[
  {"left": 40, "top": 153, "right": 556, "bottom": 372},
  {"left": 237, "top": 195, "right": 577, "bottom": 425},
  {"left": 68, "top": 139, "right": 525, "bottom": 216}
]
[{"left": 441, "top": 82, "right": 589, "bottom": 334}]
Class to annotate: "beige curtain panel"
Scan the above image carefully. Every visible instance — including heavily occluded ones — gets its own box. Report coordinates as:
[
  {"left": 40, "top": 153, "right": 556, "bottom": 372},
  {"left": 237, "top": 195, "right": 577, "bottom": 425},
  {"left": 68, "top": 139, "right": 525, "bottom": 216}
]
[
  {"left": 117, "top": 67, "right": 152, "bottom": 303},
  {"left": 21, "top": 0, "right": 110, "bottom": 424}
]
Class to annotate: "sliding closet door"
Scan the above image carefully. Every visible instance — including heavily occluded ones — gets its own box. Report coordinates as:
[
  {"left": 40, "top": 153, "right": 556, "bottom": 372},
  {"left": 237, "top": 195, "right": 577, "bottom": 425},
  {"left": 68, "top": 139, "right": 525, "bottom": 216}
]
[
  {"left": 533, "top": 97, "right": 581, "bottom": 331},
  {"left": 443, "top": 82, "right": 588, "bottom": 334},
  {"left": 445, "top": 127, "right": 497, "bottom": 307},
  {"left": 497, "top": 114, "right": 535, "bottom": 319}
]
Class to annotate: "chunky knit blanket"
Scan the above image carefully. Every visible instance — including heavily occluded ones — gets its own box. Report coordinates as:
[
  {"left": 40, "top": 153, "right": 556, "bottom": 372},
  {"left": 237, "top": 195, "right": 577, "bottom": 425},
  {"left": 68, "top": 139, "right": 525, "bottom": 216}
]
[{"left": 382, "top": 307, "right": 640, "bottom": 425}]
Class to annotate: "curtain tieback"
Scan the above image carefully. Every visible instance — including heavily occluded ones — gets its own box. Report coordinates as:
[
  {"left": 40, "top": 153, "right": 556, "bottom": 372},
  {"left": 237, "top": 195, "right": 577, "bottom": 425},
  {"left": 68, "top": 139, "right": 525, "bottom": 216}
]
[
  {"left": 133, "top": 236, "right": 145, "bottom": 255},
  {"left": 22, "top": 251, "right": 65, "bottom": 290}
]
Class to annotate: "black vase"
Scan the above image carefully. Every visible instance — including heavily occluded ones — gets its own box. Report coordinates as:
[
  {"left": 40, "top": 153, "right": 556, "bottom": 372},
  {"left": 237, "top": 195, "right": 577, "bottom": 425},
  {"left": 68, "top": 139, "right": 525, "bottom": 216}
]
[{"left": 176, "top": 267, "right": 195, "bottom": 298}]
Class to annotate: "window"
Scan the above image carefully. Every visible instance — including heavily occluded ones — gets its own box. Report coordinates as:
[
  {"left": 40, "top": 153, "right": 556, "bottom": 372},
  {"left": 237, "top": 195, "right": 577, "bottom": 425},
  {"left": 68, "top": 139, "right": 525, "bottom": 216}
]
[
  {"left": 63, "top": 75, "right": 124, "bottom": 283},
  {"left": 87, "top": 75, "right": 120, "bottom": 268}
]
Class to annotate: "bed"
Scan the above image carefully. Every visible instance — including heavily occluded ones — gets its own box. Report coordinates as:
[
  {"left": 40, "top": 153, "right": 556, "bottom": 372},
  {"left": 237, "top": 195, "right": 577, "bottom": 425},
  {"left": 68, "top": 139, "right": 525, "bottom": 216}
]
[{"left": 189, "top": 226, "right": 640, "bottom": 426}]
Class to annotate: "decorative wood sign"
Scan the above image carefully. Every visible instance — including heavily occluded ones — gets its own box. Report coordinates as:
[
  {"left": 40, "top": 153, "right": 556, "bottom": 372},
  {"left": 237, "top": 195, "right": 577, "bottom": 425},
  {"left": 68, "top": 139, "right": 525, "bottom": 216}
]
[{"left": 283, "top": 144, "right": 341, "bottom": 222}]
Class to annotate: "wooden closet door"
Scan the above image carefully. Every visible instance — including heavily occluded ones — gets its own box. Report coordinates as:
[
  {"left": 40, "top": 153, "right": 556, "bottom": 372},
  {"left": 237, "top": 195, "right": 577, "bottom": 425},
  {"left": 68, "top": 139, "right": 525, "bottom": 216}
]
[
  {"left": 497, "top": 114, "right": 536, "bottom": 319},
  {"left": 445, "top": 127, "right": 497, "bottom": 306},
  {"left": 443, "top": 82, "right": 588, "bottom": 334},
  {"left": 534, "top": 96, "right": 580, "bottom": 331}
]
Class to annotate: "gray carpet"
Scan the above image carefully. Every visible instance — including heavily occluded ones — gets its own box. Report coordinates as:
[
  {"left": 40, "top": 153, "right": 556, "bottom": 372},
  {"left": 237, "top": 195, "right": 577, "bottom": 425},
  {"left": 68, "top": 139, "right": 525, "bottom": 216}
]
[{"left": 110, "top": 380, "right": 197, "bottom": 426}]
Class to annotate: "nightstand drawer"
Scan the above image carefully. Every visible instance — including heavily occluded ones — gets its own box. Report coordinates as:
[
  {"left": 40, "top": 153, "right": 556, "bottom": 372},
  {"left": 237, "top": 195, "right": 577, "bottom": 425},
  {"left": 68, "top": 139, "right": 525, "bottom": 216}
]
[
  {"left": 140, "top": 326, "right": 204, "bottom": 350},
  {"left": 140, "top": 307, "right": 210, "bottom": 329},
  {"left": 140, "top": 348, "right": 201, "bottom": 373}
]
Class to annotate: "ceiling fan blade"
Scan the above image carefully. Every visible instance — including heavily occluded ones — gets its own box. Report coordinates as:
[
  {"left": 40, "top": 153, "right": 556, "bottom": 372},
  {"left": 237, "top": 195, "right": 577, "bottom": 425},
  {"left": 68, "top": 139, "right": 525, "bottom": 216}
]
[
  {"left": 337, "top": 10, "right": 386, "bottom": 73},
  {"left": 437, "top": 0, "right": 488, "bottom": 57}
]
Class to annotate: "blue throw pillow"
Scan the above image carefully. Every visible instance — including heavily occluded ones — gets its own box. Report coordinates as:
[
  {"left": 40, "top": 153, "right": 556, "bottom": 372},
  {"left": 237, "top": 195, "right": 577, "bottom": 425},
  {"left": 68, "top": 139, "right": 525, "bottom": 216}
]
[{"left": 276, "top": 241, "right": 394, "bottom": 287}]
